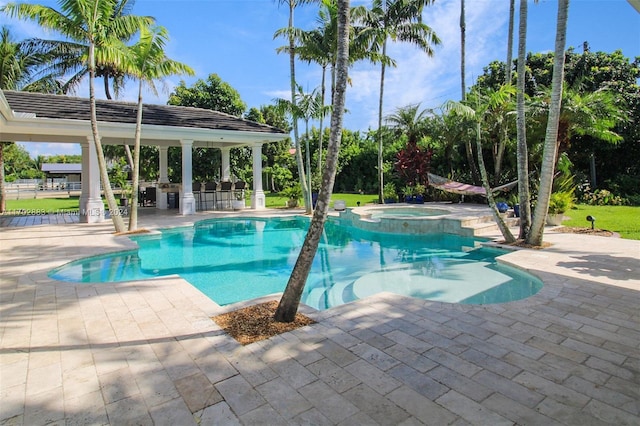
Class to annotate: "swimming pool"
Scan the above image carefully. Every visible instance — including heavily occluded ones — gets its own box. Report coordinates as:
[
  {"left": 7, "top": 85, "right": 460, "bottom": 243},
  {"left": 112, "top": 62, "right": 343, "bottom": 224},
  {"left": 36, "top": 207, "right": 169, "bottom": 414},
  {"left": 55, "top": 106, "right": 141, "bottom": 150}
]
[{"left": 49, "top": 216, "right": 542, "bottom": 310}]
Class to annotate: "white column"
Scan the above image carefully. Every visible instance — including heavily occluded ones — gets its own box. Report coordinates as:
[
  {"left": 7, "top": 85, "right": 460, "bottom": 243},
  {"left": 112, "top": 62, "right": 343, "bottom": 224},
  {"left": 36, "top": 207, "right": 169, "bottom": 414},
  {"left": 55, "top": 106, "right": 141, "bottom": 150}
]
[
  {"left": 180, "top": 139, "right": 196, "bottom": 215},
  {"left": 251, "top": 143, "right": 265, "bottom": 210},
  {"left": 79, "top": 138, "right": 105, "bottom": 223},
  {"left": 157, "top": 146, "right": 169, "bottom": 209},
  {"left": 220, "top": 147, "right": 231, "bottom": 181}
]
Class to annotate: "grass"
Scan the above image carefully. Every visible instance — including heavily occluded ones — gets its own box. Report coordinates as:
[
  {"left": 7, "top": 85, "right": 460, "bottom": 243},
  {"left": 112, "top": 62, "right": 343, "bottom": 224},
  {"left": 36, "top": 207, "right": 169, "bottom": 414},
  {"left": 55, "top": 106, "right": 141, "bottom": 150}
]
[
  {"left": 563, "top": 204, "right": 640, "bottom": 240},
  {"left": 5, "top": 196, "right": 82, "bottom": 213},
  {"left": 265, "top": 192, "right": 378, "bottom": 209}
]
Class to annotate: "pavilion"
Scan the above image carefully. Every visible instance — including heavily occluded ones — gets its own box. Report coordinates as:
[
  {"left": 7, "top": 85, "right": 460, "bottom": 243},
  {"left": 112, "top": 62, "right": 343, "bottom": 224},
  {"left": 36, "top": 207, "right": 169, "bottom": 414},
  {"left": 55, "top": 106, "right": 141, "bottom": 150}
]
[{"left": 0, "top": 89, "right": 289, "bottom": 223}]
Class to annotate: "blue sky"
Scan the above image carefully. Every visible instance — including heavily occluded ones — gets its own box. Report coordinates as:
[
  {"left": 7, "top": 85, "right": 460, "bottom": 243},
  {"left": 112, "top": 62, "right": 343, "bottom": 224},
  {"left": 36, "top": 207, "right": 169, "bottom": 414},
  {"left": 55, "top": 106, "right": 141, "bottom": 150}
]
[{"left": 3, "top": 0, "right": 639, "bottom": 158}]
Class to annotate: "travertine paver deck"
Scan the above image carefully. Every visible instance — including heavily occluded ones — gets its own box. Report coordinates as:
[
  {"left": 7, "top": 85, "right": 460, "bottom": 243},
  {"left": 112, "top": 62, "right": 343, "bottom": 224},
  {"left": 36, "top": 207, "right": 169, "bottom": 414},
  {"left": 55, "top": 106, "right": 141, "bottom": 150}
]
[{"left": 1, "top": 207, "right": 639, "bottom": 425}]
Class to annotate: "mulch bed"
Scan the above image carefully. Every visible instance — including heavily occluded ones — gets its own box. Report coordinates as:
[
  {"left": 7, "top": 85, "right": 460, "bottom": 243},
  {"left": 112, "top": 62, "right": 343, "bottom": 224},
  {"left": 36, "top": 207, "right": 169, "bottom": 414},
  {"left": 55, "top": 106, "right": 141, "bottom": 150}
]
[{"left": 212, "top": 300, "right": 315, "bottom": 345}]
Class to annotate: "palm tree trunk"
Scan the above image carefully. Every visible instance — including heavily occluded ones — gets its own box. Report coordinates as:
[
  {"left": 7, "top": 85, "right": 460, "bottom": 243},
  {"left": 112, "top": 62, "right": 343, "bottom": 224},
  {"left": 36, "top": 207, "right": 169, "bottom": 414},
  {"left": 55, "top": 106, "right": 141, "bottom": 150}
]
[
  {"left": 516, "top": 0, "right": 532, "bottom": 240},
  {"left": 287, "top": 1, "right": 311, "bottom": 214},
  {"left": 505, "top": 0, "right": 515, "bottom": 84},
  {"left": 128, "top": 81, "right": 144, "bottom": 231},
  {"left": 476, "top": 122, "right": 515, "bottom": 243},
  {"left": 89, "top": 42, "right": 125, "bottom": 233},
  {"left": 527, "top": 0, "right": 569, "bottom": 246},
  {"left": 377, "top": 40, "right": 387, "bottom": 204},
  {"left": 275, "top": 0, "right": 350, "bottom": 323},
  {"left": 460, "top": 0, "right": 466, "bottom": 99},
  {"left": 318, "top": 64, "right": 327, "bottom": 174}
]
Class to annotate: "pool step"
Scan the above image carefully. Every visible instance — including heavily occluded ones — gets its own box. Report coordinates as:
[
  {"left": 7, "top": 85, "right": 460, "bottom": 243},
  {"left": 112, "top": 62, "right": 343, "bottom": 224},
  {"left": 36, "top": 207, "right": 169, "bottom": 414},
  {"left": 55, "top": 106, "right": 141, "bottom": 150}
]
[{"left": 462, "top": 214, "right": 520, "bottom": 236}]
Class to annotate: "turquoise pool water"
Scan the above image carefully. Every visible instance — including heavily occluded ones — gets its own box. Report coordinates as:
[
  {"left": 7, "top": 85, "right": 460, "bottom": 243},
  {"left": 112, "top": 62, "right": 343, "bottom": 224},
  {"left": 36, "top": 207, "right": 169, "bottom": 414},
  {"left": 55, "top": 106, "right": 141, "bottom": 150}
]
[{"left": 49, "top": 216, "right": 543, "bottom": 310}]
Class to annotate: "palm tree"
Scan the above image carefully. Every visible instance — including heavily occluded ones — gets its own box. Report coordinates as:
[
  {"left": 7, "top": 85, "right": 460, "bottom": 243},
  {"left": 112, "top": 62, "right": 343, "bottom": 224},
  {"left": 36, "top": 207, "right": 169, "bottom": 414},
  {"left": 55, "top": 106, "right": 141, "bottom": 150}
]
[
  {"left": 458, "top": 0, "right": 480, "bottom": 185},
  {"left": 127, "top": 25, "right": 194, "bottom": 231},
  {"left": 275, "top": 0, "right": 318, "bottom": 214},
  {"left": 505, "top": 0, "right": 515, "bottom": 84},
  {"left": 274, "top": 84, "right": 325, "bottom": 210},
  {"left": 357, "top": 0, "right": 440, "bottom": 203},
  {"left": 0, "top": 25, "right": 71, "bottom": 213},
  {"left": 516, "top": 0, "right": 532, "bottom": 240},
  {"left": 446, "top": 85, "right": 517, "bottom": 244},
  {"left": 4, "top": 0, "right": 153, "bottom": 233},
  {"left": 275, "top": 0, "right": 350, "bottom": 323},
  {"left": 527, "top": 0, "right": 570, "bottom": 246}
]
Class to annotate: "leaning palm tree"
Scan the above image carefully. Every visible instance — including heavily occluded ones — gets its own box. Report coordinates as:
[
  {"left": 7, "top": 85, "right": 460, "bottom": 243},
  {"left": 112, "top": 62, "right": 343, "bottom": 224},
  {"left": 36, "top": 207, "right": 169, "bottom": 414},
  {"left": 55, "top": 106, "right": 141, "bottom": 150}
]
[
  {"left": 4, "top": 0, "right": 153, "bottom": 233},
  {"left": 445, "top": 85, "right": 518, "bottom": 244},
  {"left": 527, "top": 0, "right": 570, "bottom": 246},
  {"left": 275, "top": 0, "right": 350, "bottom": 323},
  {"left": 356, "top": 0, "right": 440, "bottom": 203},
  {"left": 127, "top": 25, "right": 194, "bottom": 231}
]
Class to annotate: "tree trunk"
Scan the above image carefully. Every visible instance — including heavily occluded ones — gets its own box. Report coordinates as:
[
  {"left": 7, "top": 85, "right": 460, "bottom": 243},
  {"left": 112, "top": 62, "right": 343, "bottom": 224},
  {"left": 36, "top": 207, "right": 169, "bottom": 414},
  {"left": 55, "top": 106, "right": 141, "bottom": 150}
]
[
  {"left": 129, "top": 81, "right": 144, "bottom": 231},
  {"left": 527, "top": 0, "right": 569, "bottom": 246},
  {"left": 516, "top": 0, "right": 532, "bottom": 240},
  {"left": 460, "top": 0, "right": 466, "bottom": 99},
  {"left": 287, "top": 1, "right": 311, "bottom": 214},
  {"left": 318, "top": 64, "right": 327, "bottom": 174},
  {"left": 377, "top": 40, "right": 387, "bottom": 204},
  {"left": 476, "top": 122, "right": 515, "bottom": 243},
  {"left": 505, "top": 0, "right": 515, "bottom": 84},
  {"left": 89, "top": 42, "right": 126, "bottom": 233},
  {"left": 275, "top": 0, "right": 350, "bottom": 323}
]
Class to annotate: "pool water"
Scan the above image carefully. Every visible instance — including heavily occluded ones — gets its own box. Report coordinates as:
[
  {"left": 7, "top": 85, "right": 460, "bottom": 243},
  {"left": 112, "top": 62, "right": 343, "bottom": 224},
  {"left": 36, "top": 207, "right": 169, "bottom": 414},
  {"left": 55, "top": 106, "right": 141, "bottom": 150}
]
[{"left": 49, "top": 216, "right": 542, "bottom": 310}]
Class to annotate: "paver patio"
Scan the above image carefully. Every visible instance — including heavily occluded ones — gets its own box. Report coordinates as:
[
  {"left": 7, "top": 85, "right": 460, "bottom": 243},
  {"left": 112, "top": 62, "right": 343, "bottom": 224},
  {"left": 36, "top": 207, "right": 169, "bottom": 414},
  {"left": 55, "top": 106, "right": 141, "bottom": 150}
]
[{"left": 1, "top": 207, "right": 639, "bottom": 425}]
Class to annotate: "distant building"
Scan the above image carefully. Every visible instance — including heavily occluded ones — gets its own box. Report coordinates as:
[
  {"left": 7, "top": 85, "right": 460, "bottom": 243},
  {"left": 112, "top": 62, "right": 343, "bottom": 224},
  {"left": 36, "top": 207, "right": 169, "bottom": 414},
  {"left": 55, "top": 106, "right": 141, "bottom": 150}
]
[{"left": 41, "top": 163, "right": 82, "bottom": 189}]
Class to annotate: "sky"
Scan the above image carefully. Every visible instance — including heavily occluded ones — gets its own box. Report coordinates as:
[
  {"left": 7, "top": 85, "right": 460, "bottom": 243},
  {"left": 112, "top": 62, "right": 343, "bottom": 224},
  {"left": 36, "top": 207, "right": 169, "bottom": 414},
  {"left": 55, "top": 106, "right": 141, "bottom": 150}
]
[{"left": 2, "top": 0, "right": 639, "bottom": 158}]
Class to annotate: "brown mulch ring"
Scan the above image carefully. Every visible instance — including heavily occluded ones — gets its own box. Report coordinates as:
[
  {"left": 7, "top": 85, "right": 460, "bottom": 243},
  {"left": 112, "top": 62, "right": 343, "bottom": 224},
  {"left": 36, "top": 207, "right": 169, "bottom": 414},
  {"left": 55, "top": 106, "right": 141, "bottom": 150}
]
[
  {"left": 212, "top": 300, "right": 316, "bottom": 345},
  {"left": 553, "top": 226, "right": 615, "bottom": 237}
]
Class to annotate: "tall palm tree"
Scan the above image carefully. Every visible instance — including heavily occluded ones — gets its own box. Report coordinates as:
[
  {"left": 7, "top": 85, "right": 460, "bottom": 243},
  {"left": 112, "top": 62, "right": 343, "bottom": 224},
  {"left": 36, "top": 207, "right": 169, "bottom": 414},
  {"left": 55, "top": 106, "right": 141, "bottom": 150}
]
[
  {"left": 516, "top": 0, "right": 532, "bottom": 240},
  {"left": 505, "top": 0, "right": 515, "bottom": 84},
  {"left": 275, "top": 0, "right": 318, "bottom": 214},
  {"left": 458, "top": 0, "right": 480, "bottom": 185},
  {"left": 527, "top": 0, "right": 570, "bottom": 246},
  {"left": 275, "top": 0, "right": 350, "bottom": 323},
  {"left": 127, "top": 25, "right": 194, "bottom": 231},
  {"left": 0, "top": 26, "right": 71, "bottom": 213},
  {"left": 357, "top": 0, "right": 440, "bottom": 203},
  {"left": 4, "top": 0, "right": 153, "bottom": 232}
]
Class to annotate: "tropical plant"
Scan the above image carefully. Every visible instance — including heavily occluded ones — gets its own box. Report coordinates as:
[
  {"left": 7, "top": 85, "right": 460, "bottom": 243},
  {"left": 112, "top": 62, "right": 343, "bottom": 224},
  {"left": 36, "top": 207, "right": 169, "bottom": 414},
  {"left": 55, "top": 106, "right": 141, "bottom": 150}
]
[
  {"left": 274, "top": 0, "right": 349, "bottom": 323},
  {"left": 355, "top": 0, "right": 440, "bottom": 204},
  {"left": 547, "top": 190, "right": 573, "bottom": 215},
  {"left": 382, "top": 182, "right": 397, "bottom": 202},
  {"left": 4, "top": 0, "right": 153, "bottom": 232},
  {"left": 127, "top": 24, "right": 194, "bottom": 231}
]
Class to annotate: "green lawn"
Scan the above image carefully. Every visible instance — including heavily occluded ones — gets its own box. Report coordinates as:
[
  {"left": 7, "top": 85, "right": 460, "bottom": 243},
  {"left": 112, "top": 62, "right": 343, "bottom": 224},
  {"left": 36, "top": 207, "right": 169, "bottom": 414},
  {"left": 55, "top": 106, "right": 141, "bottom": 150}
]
[
  {"left": 562, "top": 204, "right": 640, "bottom": 240},
  {"left": 265, "top": 192, "right": 378, "bottom": 209},
  {"left": 6, "top": 195, "right": 638, "bottom": 240},
  {"left": 5, "top": 196, "right": 82, "bottom": 213}
]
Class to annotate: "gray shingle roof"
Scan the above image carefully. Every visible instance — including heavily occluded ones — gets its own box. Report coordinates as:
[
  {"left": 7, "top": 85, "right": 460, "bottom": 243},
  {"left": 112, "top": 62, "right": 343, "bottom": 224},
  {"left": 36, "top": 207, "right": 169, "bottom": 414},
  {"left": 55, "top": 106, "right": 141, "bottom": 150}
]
[
  {"left": 3, "top": 90, "right": 286, "bottom": 134},
  {"left": 42, "top": 163, "right": 82, "bottom": 174}
]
